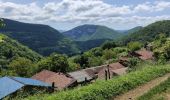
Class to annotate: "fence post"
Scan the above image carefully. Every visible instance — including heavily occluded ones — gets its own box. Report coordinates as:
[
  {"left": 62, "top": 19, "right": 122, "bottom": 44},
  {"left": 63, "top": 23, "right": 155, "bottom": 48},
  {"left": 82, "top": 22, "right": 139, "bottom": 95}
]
[{"left": 105, "top": 70, "right": 108, "bottom": 81}]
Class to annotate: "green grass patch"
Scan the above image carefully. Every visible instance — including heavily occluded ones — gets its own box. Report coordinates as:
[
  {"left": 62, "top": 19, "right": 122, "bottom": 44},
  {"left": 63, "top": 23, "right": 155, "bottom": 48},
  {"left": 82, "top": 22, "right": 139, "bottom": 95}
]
[
  {"left": 138, "top": 77, "right": 170, "bottom": 100},
  {"left": 24, "top": 64, "right": 170, "bottom": 100},
  {"left": 0, "top": 34, "right": 4, "bottom": 42}
]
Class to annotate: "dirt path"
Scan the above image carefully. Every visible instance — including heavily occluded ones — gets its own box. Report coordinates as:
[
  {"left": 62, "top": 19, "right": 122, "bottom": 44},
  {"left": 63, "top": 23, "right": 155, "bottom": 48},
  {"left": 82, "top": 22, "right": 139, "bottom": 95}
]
[{"left": 113, "top": 73, "right": 170, "bottom": 100}]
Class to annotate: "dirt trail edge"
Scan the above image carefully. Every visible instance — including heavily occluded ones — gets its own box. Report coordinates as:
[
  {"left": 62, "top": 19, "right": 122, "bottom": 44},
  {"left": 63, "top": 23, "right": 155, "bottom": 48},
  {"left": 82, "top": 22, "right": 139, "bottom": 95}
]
[{"left": 113, "top": 73, "right": 170, "bottom": 100}]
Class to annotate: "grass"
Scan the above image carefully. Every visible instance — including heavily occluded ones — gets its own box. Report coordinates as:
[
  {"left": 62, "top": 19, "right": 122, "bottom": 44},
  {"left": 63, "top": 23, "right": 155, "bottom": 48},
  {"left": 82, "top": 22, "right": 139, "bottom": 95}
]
[
  {"left": 138, "top": 77, "right": 170, "bottom": 100},
  {"left": 0, "top": 34, "right": 4, "bottom": 42},
  {"left": 24, "top": 64, "right": 170, "bottom": 100}
]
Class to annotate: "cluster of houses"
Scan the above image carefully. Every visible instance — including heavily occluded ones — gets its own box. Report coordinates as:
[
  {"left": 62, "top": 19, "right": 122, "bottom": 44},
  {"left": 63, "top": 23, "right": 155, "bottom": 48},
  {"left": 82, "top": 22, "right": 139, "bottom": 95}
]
[{"left": 0, "top": 48, "right": 154, "bottom": 99}]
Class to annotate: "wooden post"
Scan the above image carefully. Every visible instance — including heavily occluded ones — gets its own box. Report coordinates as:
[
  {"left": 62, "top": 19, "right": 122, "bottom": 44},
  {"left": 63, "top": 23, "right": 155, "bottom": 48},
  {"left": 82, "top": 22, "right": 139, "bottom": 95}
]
[
  {"left": 52, "top": 82, "right": 55, "bottom": 92},
  {"left": 105, "top": 70, "right": 108, "bottom": 81},
  {"left": 107, "top": 65, "right": 111, "bottom": 79}
]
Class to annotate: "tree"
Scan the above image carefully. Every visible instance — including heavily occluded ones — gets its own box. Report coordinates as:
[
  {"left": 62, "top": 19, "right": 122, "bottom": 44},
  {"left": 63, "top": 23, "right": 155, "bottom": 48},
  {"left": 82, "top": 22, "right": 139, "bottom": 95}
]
[
  {"left": 36, "top": 53, "right": 69, "bottom": 73},
  {"left": 127, "top": 41, "right": 143, "bottom": 52},
  {"left": 74, "top": 54, "right": 89, "bottom": 69},
  {"left": 8, "top": 57, "right": 34, "bottom": 77},
  {"left": 103, "top": 49, "right": 116, "bottom": 60},
  {"left": 101, "top": 41, "right": 116, "bottom": 50}
]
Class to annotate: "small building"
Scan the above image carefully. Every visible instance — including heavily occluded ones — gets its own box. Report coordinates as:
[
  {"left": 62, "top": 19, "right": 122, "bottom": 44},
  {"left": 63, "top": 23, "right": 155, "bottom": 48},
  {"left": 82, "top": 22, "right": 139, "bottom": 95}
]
[
  {"left": 97, "top": 62, "right": 127, "bottom": 80},
  {"left": 0, "top": 76, "right": 51, "bottom": 99},
  {"left": 32, "top": 70, "right": 77, "bottom": 90},
  {"left": 118, "top": 57, "right": 130, "bottom": 67},
  {"left": 135, "top": 49, "right": 154, "bottom": 60},
  {"left": 68, "top": 70, "right": 95, "bottom": 84},
  {"left": 111, "top": 67, "right": 128, "bottom": 76}
]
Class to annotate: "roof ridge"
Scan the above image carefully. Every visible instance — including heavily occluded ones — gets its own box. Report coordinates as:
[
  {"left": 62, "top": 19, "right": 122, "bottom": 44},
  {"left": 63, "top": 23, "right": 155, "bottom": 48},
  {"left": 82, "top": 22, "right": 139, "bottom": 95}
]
[{"left": 7, "top": 77, "right": 25, "bottom": 85}]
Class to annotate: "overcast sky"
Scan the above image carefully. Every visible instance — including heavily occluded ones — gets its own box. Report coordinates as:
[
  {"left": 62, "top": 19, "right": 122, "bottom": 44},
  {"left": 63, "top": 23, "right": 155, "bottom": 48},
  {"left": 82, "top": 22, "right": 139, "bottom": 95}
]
[{"left": 0, "top": 0, "right": 170, "bottom": 30}]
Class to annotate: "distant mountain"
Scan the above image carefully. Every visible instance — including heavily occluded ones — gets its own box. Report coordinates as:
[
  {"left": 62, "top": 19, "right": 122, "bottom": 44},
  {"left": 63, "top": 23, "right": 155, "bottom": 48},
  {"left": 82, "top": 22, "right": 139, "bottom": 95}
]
[
  {"left": 63, "top": 24, "right": 123, "bottom": 41},
  {"left": 0, "top": 34, "right": 42, "bottom": 62},
  {"left": 123, "top": 26, "right": 143, "bottom": 34},
  {"left": 58, "top": 30, "right": 66, "bottom": 33},
  {"left": 0, "top": 18, "right": 80, "bottom": 56},
  {"left": 76, "top": 39, "right": 111, "bottom": 52},
  {"left": 124, "top": 26, "right": 143, "bottom": 34},
  {"left": 122, "top": 20, "right": 170, "bottom": 44}
]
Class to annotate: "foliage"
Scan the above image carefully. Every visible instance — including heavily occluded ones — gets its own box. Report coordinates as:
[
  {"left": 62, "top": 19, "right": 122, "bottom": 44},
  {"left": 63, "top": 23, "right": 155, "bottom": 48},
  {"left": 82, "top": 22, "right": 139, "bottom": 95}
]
[
  {"left": 0, "top": 34, "right": 42, "bottom": 76},
  {"left": 151, "top": 34, "right": 170, "bottom": 64},
  {"left": 8, "top": 57, "right": 35, "bottom": 77},
  {"left": 102, "top": 49, "right": 116, "bottom": 60},
  {"left": 138, "top": 78, "right": 170, "bottom": 100},
  {"left": 25, "top": 65, "right": 170, "bottom": 100},
  {"left": 36, "top": 53, "right": 69, "bottom": 73},
  {"left": 127, "top": 41, "right": 143, "bottom": 51},
  {"left": 0, "top": 18, "right": 80, "bottom": 56},
  {"left": 64, "top": 24, "right": 123, "bottom": 41},
  {"left": 128, "top": 57, "right": 140, "bottom": 70},
  {"left": 101, "top": 41, "right": 116, "bottom": 50},
  {"left": 122, "top": 20, "right": 170, "bottom": 45}
]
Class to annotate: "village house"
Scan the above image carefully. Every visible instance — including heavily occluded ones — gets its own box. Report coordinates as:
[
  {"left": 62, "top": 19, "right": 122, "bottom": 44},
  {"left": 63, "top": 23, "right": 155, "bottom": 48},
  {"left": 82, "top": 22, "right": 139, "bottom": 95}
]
[
  {"left": 32, "top": 70, "right": 77, "bottom": 90},
  {"left": 135, "top": 49, "right": 154, "bottom": 60},
  {"left": 0, "top": 76, "right": 51, "bottom": 99},
  {"left": 128, "top": 49, "right": 154, "bottom": 60},
  {"left": 97, "top": 62, "right": 127, "bottom": 80},
  {"left": 68, "top": 69, "right": 96, "bottom": 84}
]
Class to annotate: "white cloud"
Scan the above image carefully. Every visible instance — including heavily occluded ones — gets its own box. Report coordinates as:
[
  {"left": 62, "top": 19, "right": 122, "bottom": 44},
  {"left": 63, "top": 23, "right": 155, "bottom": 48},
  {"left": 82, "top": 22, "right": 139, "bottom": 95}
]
[
  {"left": 134, "top": 1, "right": 170, "bottom": 13},
  {"left": 0, "top": 0, "right": 170, "bottom": 29}
]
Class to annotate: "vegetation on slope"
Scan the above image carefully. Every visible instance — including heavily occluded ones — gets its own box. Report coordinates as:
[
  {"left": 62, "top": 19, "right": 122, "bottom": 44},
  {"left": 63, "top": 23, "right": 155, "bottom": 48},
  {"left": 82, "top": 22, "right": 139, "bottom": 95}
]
[
  {"left": 0, "top": 34, "right": 42, "bottom": 76},
  {"left": 122, "top": 20, "right": 170, "bottom": 45},
  {"left": 0, "top": 18, "right": 80, "bottom": 56},
  {"left": 25, "top": 65, "right": 170, "bottom": 100},
  {"left": 138, "top": 78, "right": 170, "bottom": 100},
  {"left": 64, "top": 24, "right": 122, "bottom": 41}
]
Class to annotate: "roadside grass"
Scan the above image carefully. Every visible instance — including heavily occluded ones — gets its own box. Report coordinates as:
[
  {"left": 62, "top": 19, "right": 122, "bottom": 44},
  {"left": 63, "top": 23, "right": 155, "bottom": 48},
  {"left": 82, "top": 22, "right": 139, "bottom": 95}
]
[
  {"left": 24, "top": 64, "right": 170, "bottom": 100},
  {"left": 138, "top": 77, "right": 170, "bottom": 100}
]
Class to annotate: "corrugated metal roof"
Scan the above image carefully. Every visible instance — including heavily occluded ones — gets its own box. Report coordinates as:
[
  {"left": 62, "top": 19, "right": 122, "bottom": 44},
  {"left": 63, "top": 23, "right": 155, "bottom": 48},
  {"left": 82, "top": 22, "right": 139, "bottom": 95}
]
[
  {"left": 68, "top": 71, "right": 92, "bottom": 83},
  {"left": 0, "top": 76, "right": 51, "bottom": 99},
  {"left": 11, "top": 77, "right": 51, "bottom": 87},
  {"left": 0, "top": 77, "right": 24, "bottom": 99}
]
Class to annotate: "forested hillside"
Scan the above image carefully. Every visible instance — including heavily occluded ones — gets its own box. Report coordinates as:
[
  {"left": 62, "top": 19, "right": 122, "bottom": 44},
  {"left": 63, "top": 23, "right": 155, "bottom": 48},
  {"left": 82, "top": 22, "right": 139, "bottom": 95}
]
[
  {"left": 0, "top": 18, "right": 80, "bottom": 56},
  {"left": 122, "top": 20, "right": 170, "bottom": 44},
  {"left": 0, "top": 33, "right": 42, "bottom": 76},
  {"left": 63, "top": 24, "right": 123, "bottom": 41}
]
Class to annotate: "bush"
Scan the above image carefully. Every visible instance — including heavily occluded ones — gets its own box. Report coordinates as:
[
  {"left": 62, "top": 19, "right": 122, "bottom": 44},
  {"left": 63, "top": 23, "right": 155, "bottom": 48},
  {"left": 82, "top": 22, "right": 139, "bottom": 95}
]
[
  {"left": 127, "top": 41, "right": 143, "bottom": 52},
  {"left": 101, "top": 41, "right": 116, "bottom": 50},
  {"left": 25, "top": 65, "right": 170, "bottom": 100}
]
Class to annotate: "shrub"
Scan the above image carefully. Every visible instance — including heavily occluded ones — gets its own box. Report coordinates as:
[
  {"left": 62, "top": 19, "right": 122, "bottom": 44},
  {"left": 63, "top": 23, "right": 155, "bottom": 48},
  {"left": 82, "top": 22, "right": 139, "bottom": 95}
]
[{"left": 127, "top": 41, "right": 143, "bottom": 52}]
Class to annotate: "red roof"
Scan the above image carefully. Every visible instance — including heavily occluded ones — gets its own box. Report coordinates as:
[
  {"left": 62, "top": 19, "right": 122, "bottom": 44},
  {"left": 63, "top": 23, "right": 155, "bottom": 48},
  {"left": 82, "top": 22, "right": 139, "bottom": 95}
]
[
  {"left": 111, "top": 67, "right": 128, "bottom": 75},
  {"left": 97, "top": 62, "right": 126, "bottom": 79},
  {"left": 32, "top": 70, "right": 76, "bottom": 90},
  {"left": 109, "top": 62, "right": 125, "bottom": 70},
  {"left": 135, "top": 49, "right": 153, "bottom": 60}
]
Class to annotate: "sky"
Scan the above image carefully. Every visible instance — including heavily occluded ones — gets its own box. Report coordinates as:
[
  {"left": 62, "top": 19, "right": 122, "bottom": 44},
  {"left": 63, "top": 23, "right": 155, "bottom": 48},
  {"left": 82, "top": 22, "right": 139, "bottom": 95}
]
[{"left": 0, "top": 0, "right": 170, "bottom": 30}]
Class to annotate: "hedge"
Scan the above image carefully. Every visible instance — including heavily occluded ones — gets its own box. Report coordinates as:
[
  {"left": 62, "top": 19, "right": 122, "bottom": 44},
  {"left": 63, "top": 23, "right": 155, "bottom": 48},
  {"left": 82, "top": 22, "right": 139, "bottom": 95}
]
[{"left": 25, "top": 65, "right": 170, "bottom": 100}]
